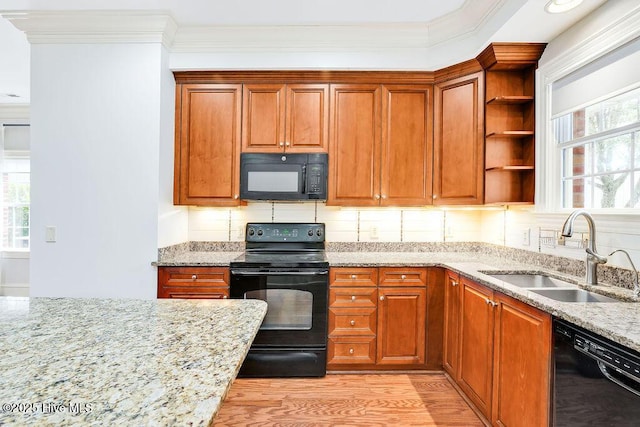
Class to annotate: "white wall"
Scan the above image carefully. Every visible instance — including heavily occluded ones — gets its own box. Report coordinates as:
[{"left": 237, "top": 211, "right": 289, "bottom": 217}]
[{"left": 29, "top": 42, "right": 169, "bottom": 299}]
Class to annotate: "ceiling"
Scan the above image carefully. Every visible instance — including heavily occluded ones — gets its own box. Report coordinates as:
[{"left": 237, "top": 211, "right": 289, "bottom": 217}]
[{"left": 0, "top": 0, "right": 608, "bottom": 105}]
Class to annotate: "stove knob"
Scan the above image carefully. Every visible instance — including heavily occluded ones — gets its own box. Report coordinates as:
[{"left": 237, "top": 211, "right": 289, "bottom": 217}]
[
  {"left": 316, "top": 229, "right": 322, "bottom": 237},
  {"left": 308, "top": 229, "right": 314, "bottom": 237},
  {"left": 257, "top": 229, "right": 263, "bottom": 236},
  {"left": 248, "top": 228, "right": 255, "bottom": 236}
]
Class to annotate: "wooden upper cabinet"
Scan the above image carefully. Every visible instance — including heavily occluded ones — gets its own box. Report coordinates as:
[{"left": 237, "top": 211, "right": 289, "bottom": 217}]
[
  {"left": 381, "top": 85, "right": 433, "bottom": 206},
  {"left": 328, "top": 84, "right": 381, "bottom": 206},
  {"left": 433, "top": 72, "right": 484, "bottom": 205},
  {"left": 174, "top": 84, "right": 242, "bottom": 206},
  {"left": 242, "top": 83, "right": 329, "bottom": 153}
]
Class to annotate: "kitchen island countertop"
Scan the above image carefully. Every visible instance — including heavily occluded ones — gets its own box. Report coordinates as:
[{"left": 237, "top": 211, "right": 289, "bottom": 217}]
[{"left": 0, "top": 297, "right": 267, "bottom": 426}]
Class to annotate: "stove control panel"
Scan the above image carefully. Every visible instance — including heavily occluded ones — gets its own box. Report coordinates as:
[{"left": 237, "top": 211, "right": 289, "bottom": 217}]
[{"left": 245, "top": 223, "right": 325, "bottom": 243}]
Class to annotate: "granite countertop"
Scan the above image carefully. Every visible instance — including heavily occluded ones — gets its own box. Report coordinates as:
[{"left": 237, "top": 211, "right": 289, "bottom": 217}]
[
  {"left": 0, "top": 297, "right": 267, "bottom": 426},
  {"left": 156, "top": 246, "right": 640, "bottom": 352}
]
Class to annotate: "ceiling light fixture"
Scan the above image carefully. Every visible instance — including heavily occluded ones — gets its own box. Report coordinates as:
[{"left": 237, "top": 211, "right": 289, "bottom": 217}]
[{"left": 545, "top": 0, "right": 584, "bottom": 14}]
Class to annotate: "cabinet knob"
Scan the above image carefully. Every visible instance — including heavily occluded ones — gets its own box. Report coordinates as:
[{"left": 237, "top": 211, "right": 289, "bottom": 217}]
[
  {"left": 349, "top": 348, "right": 355, "bottom": 355},
  {"left": 374, "top": 194, "right": 381, "bottom": 200},
  {"left": 351, "top": 274, "right": 357, "bottom": 279},
  {"left": 485, "top": 298, "right": 491, "bottom": 305},
  {"left": 379, "top": 295, "right": 385, "bottom": 301},
  {"left": 279, "top": 142, "right": 284, "bottom": 147},
  {"left": 350, "top": 320, "right": 356, "bottom": 326},
  {"left": 234, "top": 194, "right": 239, "bottom": 199},
  {"left": 381, "top": 194, "right": 387, "bottom": 199},
  {"left": 433, "top": 194, "right": 438, "bottom": 199},
  {"left": 401, "top": 274, "right": 407, "bottom": 280},
  {"left": 351, "top": 295, "right": 356, "bottom": 301},
  {"left": 192, "top": 275, "right": 197, "bottom": 280},
  {"left": 452, "top": 281, "right": 458, "bottom": 287},
  {"left": 285, "top": 142, "right": 290, "bottom": 147},
  {"left": 222, "top": 295, "right": 228, "bottom": 299}
]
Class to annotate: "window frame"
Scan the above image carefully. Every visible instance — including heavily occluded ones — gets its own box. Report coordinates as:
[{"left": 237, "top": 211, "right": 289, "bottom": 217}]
[{"left": 536, "top": 6, "right": 640, "bottom": 216}]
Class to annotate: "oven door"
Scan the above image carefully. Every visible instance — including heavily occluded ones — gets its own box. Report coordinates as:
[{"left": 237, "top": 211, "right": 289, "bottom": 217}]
[{"left": 230, "top": 268, "right": 328, "bottom": 348}]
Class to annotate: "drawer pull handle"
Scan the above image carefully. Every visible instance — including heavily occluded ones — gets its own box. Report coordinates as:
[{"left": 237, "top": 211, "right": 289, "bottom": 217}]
[
  {"left": 192, "top": 275, "right": 197, "bottom": 280},
  {"left": 401, "top": 274, "right": 407, "bottom": 280},
  {"left": 351, "top": 295, "right": 356, "bottom": 301},
  {"left": 350, "top": 320, "right": 356, "bottom": 326},
  {"left": 349, "top": 348, "right": 354, "bottom": 354},
  {"left": 351, "top": 274, "right": 357, "bottom": 279}
]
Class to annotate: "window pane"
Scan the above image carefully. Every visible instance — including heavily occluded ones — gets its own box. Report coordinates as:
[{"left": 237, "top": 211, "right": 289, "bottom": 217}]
[
  {"left": 563, "top": 145, "right": 591, "bottom": 178},
  {"left": 594, "top": 134, "right": 632, "bottom": 173},
  {"left": 593, "top": 173, "right": 629, "bottom": 208},
  {"left": 585, "top": 87, "right": 640, "bottom": 135}
]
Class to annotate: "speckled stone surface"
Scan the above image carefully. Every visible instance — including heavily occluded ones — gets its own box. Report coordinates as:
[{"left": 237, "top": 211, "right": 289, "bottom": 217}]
[
  {"left": 155, "top": 241, "right": 640, "bottom": 353},
  {"left": 0, "top": 297, "right": 267, "bottom": 426}
]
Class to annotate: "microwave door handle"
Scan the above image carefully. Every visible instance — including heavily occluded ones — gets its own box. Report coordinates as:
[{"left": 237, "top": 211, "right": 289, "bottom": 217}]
[{"left": 301, "top": 165, "right": 307, "bottom": 194}]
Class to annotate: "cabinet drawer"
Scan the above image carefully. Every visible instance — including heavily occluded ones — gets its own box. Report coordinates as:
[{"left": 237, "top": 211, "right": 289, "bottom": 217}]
[
  {"left": 158, "top": 267, "right": 229, "bottom": 287},
  {"left": 328, "top": 336, "right": 376, "bottom": 365},
  {"left": 329, "top": 287, "right": 377, "bottom": 308},
  {"left": 329, "top": 307, "right": 376, "bottom": 336},
  {"left": 330, "top": 267, "right": 377, "bottom": 287},
  {"left": 379, "top": 267, "right": 427, "bottom": 287}
]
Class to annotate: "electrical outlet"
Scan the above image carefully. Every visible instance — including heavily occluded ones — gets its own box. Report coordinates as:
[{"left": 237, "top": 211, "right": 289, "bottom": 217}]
[
  {"left": 522, "top": 228, "right": 530, "bottom": 246},
  {"left": 370, "top": 226, "right": 379, "bottom": 239}
]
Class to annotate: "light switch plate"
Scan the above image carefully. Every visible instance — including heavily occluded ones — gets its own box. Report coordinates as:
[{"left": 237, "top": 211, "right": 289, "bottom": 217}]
[{"left": 45, "top": 226, "right": 56, "bottom": 242}]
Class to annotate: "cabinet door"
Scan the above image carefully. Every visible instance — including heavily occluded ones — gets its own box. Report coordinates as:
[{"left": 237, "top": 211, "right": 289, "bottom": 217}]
[
  {"left": 286, "top": 84, "right": 329, "bottom": 153},
  {"left": 381, "top": 85, "right": 433, "bottom": 206},
  {"left": 242, "top": 83, "right": 286, "bottom": 152},
  {"left": 433, "top": 72, "right": 484, "bottom": 205},
  {"left": 443, "top": 270, "right": 461, "bottom": 378},
  {"left": 377, "top": 287, "right": 427, "bottom": 365},
  {"left": 458, "top": 276, "right": 494, "bottom": 418},
  {"left": 327, "top": 84, "right": 381, "bottom": 206},
  {"left": 175, "top": 84, "right": 242, "bottom": 206},
  {"left": 492, "top": 292, "right": 551, "bottom": 427}
]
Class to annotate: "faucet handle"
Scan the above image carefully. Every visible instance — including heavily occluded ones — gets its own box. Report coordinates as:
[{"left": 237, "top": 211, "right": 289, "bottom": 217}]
[{"left": 586, "top": 247, "right": 608, "bottom": 264}]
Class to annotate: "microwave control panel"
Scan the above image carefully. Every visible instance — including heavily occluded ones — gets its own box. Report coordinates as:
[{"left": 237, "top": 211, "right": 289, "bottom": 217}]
[{"left": 306, "top": 163, "right": 325, "bottom": 196}]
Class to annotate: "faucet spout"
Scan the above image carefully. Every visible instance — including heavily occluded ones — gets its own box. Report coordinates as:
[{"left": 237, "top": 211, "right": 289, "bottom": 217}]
[{"left": 561, "top": 209, "right": 606, "bottom": 285}]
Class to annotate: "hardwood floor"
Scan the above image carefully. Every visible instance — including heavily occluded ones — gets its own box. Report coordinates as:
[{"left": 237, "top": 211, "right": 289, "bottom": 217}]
[{"left": 214, "top": 373, "right": 484, "bottom": 426}]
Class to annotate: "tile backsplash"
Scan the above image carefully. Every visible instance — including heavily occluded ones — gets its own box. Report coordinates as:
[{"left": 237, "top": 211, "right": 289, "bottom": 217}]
[{"left": 185, "top": 202, "right": 640, "bottom": 272}]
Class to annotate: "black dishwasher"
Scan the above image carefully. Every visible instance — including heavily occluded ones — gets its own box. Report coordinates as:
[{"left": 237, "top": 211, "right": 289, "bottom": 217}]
[{"left": 553, "top": 318, "right": 640, "bottom": 426}]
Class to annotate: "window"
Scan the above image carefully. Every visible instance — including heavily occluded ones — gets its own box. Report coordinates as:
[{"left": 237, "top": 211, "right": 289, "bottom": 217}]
[
  {"left": 1, "top": 124, "right": 30, "bottom": 251},
  {"left": 2, "top": 154, "right": 30, "bottom": 249},
  {"left": 554, "top": 87, "right": 640, "bottom": 209}
]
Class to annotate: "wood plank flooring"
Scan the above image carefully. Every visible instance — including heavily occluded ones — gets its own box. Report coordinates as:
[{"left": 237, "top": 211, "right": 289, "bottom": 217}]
[{"left": 214, "top": 373, "right": 484, "bottom": 426}]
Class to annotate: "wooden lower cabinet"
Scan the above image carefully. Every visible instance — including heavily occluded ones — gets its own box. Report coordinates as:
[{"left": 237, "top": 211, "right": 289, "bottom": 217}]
[
  {"left": 328, "top": 266, "right": 442, "bottom": 371},
  {"left": 442, "top": 270, "right": 461, "bottom": 377},
  {"left": 377, "top": 286, "right": 427, "bottom": 365},
  {"left": 445, "top": 271, "right": 551, "bottom": 426},
  {"left": 157, "top": 266, "right": 230, "bottom": 299},
  {"left": 492, "top": 292, "right": 551, "bottom": 427}
]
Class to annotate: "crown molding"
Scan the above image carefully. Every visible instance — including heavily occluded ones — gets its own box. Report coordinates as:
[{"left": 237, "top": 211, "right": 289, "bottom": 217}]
[{"left": 0, "top": 11, "right": 178, "bottom": 47}]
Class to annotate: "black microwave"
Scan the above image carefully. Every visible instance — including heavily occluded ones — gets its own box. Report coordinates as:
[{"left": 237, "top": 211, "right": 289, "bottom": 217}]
[{"left": 240, "top": 153, "right": 328, "bottom": 201}]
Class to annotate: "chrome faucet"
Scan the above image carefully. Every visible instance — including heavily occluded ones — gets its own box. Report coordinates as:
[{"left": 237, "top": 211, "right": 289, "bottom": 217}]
[
  {"left": 561, "top": 209, "right": 607, "bottom": 285},
  {"left": 608, "top": 249, "right": 640, "bottom": 298}
]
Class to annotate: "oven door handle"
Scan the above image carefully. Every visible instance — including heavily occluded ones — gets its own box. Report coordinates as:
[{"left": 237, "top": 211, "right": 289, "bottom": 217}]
[
  {"left": 597, "top": 360, "right": 640, "bottom": 397},
  {"left": 231, "top": 270, "right": 328, "bottom": 276}
]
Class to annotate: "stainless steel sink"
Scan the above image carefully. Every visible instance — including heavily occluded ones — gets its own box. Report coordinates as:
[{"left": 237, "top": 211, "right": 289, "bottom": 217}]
[
  {"left": 529, "top": 288, "right": 619, "bottom": 303},
  {"left": 487, "top": 273, "right": 573, "bottom": 288}
]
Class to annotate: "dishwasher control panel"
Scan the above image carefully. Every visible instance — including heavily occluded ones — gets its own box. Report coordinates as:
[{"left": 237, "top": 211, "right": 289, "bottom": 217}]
[{"left": 575, "top": 333, "right": 640, "bottom": 382}]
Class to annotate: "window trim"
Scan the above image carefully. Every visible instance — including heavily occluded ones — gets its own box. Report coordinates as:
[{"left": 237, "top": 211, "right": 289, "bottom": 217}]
[{"left": 536, "top": 5, "right": 640, "bottom": 214}]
